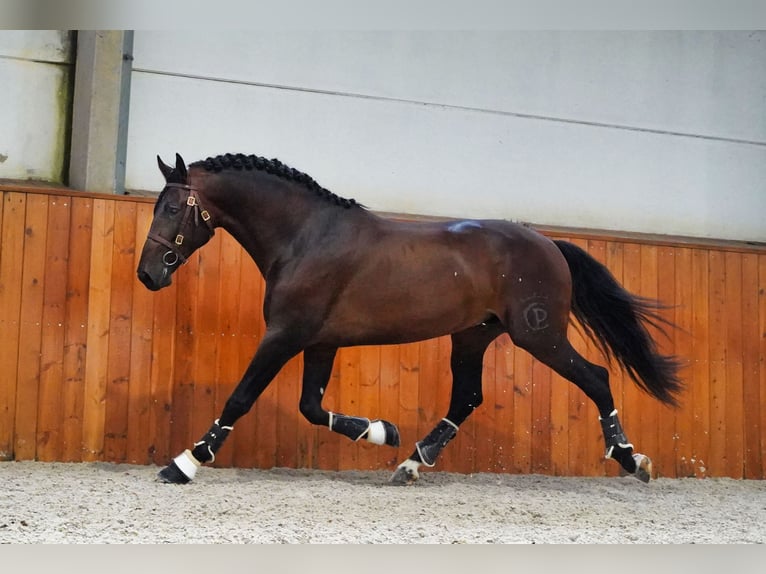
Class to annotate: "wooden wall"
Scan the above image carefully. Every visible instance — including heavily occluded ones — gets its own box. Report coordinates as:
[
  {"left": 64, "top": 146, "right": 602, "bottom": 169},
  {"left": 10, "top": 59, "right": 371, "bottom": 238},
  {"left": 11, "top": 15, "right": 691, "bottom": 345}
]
[{"left": 1, "top": 187, "right": 764, "bottom": 478}]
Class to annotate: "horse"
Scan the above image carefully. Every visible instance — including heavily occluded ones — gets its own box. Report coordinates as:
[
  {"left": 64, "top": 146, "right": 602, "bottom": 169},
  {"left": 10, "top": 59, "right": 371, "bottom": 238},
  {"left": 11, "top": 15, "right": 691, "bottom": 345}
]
[{"left": 137, "top": 152, "right": 683, "bottom": 485}]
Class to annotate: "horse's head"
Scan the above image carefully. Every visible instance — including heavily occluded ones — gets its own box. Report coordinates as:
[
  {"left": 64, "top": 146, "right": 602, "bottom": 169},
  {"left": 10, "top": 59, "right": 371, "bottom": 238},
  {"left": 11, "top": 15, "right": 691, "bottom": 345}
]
[{"left": 137, "top": 153, "right": 215, "bottom": 291}]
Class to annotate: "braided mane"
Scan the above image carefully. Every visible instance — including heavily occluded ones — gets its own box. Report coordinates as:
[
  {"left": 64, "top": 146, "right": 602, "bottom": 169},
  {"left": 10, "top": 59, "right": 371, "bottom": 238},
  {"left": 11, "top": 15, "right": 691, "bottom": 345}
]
[{"left": 190, "top": 153, "right": 362, "bottom": 209}]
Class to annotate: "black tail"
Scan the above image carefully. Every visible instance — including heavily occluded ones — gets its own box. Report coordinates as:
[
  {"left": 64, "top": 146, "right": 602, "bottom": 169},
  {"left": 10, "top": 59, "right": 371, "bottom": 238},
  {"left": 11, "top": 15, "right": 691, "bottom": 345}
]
[{"left": 553, "top": 240, "right": 683, "bottom": 407}]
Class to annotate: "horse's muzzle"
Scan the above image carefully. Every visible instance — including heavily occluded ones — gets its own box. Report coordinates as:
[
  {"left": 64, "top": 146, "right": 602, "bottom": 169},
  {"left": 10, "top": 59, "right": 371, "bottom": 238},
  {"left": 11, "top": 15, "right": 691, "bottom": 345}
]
[{"left": 137, "top": 267, "right": 170, "bottom": 291}]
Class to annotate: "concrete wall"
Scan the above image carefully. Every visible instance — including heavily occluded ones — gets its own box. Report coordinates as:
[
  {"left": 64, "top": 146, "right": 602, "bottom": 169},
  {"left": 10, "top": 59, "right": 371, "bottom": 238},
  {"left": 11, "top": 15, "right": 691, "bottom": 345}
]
[
  {"left": 0, "top": 31, "right": 73, "bottom": 182},
  {"left": 125, "top": 31, "right": 765, "bottom": 243},
  {"left": 2, "top": 31, "right": 763, "bottom": 242}
]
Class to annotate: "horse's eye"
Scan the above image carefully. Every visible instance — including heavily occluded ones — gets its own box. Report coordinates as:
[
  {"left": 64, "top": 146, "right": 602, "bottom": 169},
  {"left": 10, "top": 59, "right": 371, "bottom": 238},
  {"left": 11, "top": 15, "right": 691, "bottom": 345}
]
[{"left": 164, "top": 203, "right": 181, "bottom": 215}]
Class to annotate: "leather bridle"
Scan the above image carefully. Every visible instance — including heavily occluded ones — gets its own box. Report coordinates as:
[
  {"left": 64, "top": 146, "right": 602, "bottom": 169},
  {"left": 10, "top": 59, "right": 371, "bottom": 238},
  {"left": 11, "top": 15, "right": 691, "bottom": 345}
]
[{"left": 147, "top": 183, "right": 215, "bottom": 267}]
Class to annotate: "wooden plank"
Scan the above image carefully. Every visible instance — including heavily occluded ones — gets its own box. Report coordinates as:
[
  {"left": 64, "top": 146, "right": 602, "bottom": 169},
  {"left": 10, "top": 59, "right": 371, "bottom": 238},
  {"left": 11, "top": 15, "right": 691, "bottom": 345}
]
[
  {"left": 672, "top": 247, "right": 695, "bottom": 477},
  {"left": 565, "top": 237, "right": 591, "bottom": 476},
  {"left": 14, "top": 194, "right": 49, "bottom": 460},
  {"left": 275, "top": 353, "right": 301, "bottom": 469},
  {"left": 603, "top": 240, "right": 626, "bottom": 477},
  {"left": 512, "top": 341, "right": 533, "bottom": 474},
  {"left": 337, "top": 346, "right": 361, "bottom": 470},
  {"left": 168, "top": 251, "right": 200, "bottom": 459},
  {"left": 359, "top": 345, "right": 383, "bottom": 470},
  {"left": 190, "top": 232, "right": 222, "bottom": 464},
  {"left": 126, "top": 203, "right": 156, "bottom": 465},
  {"left": 294, "top": 356, "right": 318, "bottom": 470},
  {"left": 759, "top": 254, "right": 766, "bottom": 479},
  {"left": 294, "top": 355, "right": 319, "bottom": 470},
  {"left": 548, "top": 372, "right": 570, "bottom": 476},
  {"left": 82, "top": 198, "right": 115, "bottom": 461},
  {"left": 724, "top": 251, "right": 744, "bottom": 477},
  {"left": 530, "top": 355, "right": 551, "bottom": 474},
  {"left": 741, "top": 253, "right": 761, "bottom": 479},
  {"left": 61, "top": 197, "right": 92, "bottom": 462},
  {"left": 656, "top": 245, "right": 678, "bottom": 477},
  {"left": 377, "top": 343, "right": 402, "bottom": 471},
  {"left": 442, "top": 337, "right": 466, "bottom": 470},
  {"left": 103, "top": 201, "right": 136, "bottom": 462},
  {"left": 707, "top": 250, "right": 727, "bottom": 477},
  {"left": 36, "top": 196, "right": 71, "bottom": 461},
  {"left": 417, "top": 337, "right": 439, "bottom": 439},
  {"left": 315, "top": 357, "right": 340, "bottom": 471},
  {"left": 136, "top": 195, "right": 179, "bottom": 467},
  {"left": 474, "top": 335, "right": 496, "bottom": 473},
  {"left": 690, "top": 248, "right": 711, "bottom": 478},
  {"left": 620, "top": 242, "right": 644, "bottom": 472},
  {"left": 493, "top": 335, "right": 516, "bottom": 473},
  {"left": 638, "top": 244, "right": 660, "bottom": 473},
  {"left": 231, "top": 256, "right": 263, "bottom": 469},
  {"left": 548, "top": 236, "right": 571, "bottom": 476},
  {"left": 450, "top": 336, "right": 475, "bottom": 475},
  {"left": 211, "top": 231, "right": 242, "bottom": 469},
  {"left": 397, "top": 342, "right": 420, "bottom": 469},
  {"left": 0, "top": 192, "right": 26, "bottom": 460},
  {"left": 357, "top": 345, "right": 381, "bottom": 470},
  {"left": 147, "top": 277, "right": 177, "bottom": 466},
  {"left": 244, "top": 258, "right": 277, "bottom": 471},
  {"left": 434, "top": 335, "right": 455, "bottom": 471},
  {"left": 253, "top": 375, "right": 279, "bottom": 471},
  {"left": 253, "top": 358, "right": 280, "bottom": 470},
  {"left": 148, "top": 284, "right": 178, "bottom": 465},
  {"left": 137, "top": 216, "right": 165, "bottom": 463},
  {"left": 584, "top": 239, "right": 608, "bottom": 476},
  {"left": 416, "top": 337, "right": 440, "bottom": 465}
]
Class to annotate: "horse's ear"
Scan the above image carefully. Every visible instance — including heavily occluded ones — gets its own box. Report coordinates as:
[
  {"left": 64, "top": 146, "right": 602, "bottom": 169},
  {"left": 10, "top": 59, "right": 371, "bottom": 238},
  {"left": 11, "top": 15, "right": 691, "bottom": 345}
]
[
  {"left": 175, "top": 153, "right": 188, "bottom": 181},
  {"left": 157, "top": 155, "right": 174, "bottom": 181}
]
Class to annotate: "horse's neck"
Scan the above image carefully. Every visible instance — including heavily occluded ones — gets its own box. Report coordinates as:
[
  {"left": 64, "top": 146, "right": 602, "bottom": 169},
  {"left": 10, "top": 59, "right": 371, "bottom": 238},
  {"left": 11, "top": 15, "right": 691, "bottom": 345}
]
[{"left": 208, "top": 177, "right": 333, "bottom": 277}]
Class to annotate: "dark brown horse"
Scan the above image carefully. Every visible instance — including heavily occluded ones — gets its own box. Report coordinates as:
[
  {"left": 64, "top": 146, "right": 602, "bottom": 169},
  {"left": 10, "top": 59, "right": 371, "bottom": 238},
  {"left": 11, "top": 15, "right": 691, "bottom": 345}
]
[{"left": 137, "top": 153, "right": 682, "bottom": 485}]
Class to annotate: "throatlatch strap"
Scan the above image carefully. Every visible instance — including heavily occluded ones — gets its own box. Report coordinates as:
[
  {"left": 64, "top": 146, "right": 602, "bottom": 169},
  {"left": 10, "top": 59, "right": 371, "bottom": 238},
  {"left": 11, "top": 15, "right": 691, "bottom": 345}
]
[{"left": 415, "top": 418, "right": 458, "bottom": 467}]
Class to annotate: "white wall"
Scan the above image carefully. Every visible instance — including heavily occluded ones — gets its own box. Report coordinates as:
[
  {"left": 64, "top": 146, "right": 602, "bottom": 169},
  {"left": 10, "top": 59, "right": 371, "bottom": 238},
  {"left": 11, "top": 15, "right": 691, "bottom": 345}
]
[
  {"left": 125, "top": 31, "right": 766, "bottom": 242},
  {"left": 0, "top": 31, "right": 73, "bottom": 182}
]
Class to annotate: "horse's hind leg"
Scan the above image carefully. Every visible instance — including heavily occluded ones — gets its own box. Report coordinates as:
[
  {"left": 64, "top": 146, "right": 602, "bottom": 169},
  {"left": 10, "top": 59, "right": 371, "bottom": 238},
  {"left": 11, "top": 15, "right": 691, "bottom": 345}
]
[
  {"left": 391, "top": 321, "right": 503, "bottom": 485},
  {"left": 513, "top": 329, "right": 651, "bottom": 482},
  {"left": 299, "top": 345, "right": 400, "bottom": 447}
]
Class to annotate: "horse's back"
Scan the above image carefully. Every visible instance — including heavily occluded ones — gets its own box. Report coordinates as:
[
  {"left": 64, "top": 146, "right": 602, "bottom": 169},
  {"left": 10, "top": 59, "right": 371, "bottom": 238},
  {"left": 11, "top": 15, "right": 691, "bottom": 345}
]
[
  {"left": 373, "top": 216, "right": 567, "bottom": 282},
  {"left": 310, "top": 214, "right": 571, "bottom": 346}
]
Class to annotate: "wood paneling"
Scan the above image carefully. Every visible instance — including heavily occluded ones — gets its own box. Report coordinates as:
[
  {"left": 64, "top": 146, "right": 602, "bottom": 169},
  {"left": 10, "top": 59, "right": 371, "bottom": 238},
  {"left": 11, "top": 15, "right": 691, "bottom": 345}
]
[
  {"left": 1, "top": 187, "right": 764, "bottom": 478},
  {"left": 0, "top": 193, "right": 25, "bottom": 460}
]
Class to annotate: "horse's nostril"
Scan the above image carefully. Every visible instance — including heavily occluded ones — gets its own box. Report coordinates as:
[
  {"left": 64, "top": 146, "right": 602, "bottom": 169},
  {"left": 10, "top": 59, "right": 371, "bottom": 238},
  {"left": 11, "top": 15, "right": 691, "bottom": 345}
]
[{"left": 137, "top": 269, "right": 158, "bottom": 290}]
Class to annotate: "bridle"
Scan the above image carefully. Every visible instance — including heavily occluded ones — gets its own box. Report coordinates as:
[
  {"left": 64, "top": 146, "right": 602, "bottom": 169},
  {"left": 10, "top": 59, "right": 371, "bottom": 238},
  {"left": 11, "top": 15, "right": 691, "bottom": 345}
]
[{"left": 147, "top": 183, "right": 215, "bottom": 267}]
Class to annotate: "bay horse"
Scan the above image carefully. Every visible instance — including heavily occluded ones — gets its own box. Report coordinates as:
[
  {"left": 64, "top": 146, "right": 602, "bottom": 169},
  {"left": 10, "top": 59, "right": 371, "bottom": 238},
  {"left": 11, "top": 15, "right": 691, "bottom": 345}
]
[{"left": 137, "top": 152, "right": 682, "bottom": 485}]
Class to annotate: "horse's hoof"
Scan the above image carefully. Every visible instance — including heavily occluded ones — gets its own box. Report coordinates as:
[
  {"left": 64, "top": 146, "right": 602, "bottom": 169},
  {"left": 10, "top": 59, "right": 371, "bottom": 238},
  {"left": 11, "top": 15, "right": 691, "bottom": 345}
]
[
  {"left": 632, "top": 453, "right": 652, "bottom": 483},
  {"left": 390, "top": 461, "right": 419, "bottom": 486},
  {"left": 157, "top": 461, "right": 191, "bottom": 484}
]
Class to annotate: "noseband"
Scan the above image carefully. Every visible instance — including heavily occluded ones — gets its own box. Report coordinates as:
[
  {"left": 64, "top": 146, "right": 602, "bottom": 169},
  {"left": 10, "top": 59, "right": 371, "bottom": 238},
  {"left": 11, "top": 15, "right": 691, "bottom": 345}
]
[{"left": 147, "top": 183, "right": 215, "bottom": 266}]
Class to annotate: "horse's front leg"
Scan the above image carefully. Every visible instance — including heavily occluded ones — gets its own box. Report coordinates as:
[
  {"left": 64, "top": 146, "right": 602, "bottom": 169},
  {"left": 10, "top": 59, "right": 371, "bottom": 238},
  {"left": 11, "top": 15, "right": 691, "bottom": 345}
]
[
  {"left": 299, "top": 345, "right": 400, "bottom": 447},
  {"left": 158, "top": 329, "right": 303, "bottom": 484},
  {"left": 391, "top": 324, "right": 500, "bottom": 485}
]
